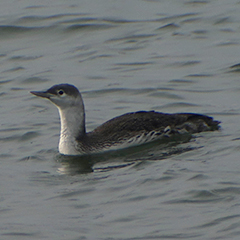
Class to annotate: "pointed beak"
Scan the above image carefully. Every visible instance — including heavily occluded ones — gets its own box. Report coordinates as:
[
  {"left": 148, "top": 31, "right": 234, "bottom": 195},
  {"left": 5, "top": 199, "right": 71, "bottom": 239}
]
[{"left": 30, "top": 91, "right": 52, "bottom": 99}]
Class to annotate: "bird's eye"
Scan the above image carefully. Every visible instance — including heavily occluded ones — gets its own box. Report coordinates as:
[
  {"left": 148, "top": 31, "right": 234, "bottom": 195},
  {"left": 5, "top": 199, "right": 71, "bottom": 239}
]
[{"left": 58, "top": 90, "right": 64, "bottom": 95}]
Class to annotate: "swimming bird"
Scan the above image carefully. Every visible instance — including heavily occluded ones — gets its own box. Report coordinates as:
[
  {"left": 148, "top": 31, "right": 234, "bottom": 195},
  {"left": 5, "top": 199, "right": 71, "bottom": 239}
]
[{"left": 31, "top": 84, "right": 220, "bottom": 156}]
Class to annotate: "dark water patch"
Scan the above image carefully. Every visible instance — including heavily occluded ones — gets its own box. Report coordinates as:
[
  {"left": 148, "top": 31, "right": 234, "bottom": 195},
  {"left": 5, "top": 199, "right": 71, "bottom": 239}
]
[
  {"left": 94, "top": 162, "right": 135, "bottom": 173},
  {"left": 232, "top": 137, "right": 240, "bottom": 141},
  {"left": 214, "top": 17, "right": 231, "bottom": 25},
  {"left": 77, "top": 53, "right": 115, "bottom": 63},
  {"left": 19, "top": 155, "right": 46, "bottom": 162},
  {"left": 21, "top": 77, "right": 50, "bottom": 84},
  {"left": 156, "top": 13, "right": 199, "bottom": 23},
  {"left": 0, "top": 127, "right": 24, "bottom": 133},
  {"left": 0, "top": 24, "right": 72, "bottom": 38},
  {"left": 195, "top": 215, "right": 240, "bottom": 229},
  {"left": 109, "top": 62, "right": 153, "bottom": 72},
  {"left": 25, "top": 5, "right": 46, "bottom": 9},
  {"left": 85, "top": 75, "right": 108, "bottom": 81},
  {"left": 163, "top": 196, "right": 224, "bottom": 204},
  {"left": 28, "top": 104, "right": 50, "bottom": 113},
  {"left": 181, "top": 17, "right": 202, "bottom": 24},
  {"left": 181, "top": 88, "right": 224, "bottom": 93},
  {"left": 168, "top": 60, "right": 201, "bottom": 68},
  {"left": 131, "top": 159, "right": 156, "bottom": 170},
  {"left": 0, "top": 153, "right": 14, "bottom": 159},
  {"left": 72, "top": 50, "right": 97, "bottom": 60},
  {"left": 2, "top": 232, "right": 40, "bottom": 237},
  {"left": 0, "top": 25, "right": 34, "bottom": 34},
  {"left": 0, "top": 79, "right": 12, "bottom": 85},
  {"left": 84, "top": 87, "right": 157, "bottom": 97},
  {"left": 121, "top": 45, "right": 148, "bottom": 52},
  {"left": 0, "top": 92, "right": 6, "bottom": 97},
  {"left": 106, "top": 33, "right": 156, "bottom": 43},
  {"left": 0, "top": 208, "right": 11, "bottom": 213},
  {"left": 60, "top": 17, "right": 99, "bottom": 24},
  {"left": 109, "top": 142, "right": 194, "bottom": 162},
  {"left": 115, "top": 67, "right": 146, "bottom": 72},
  {"left": 3, "top": 67, "right": 25, "bottom": 73},
  {"left": 113, "top": 215, "right": 139, "bottom": 223},
  {"left": 182, "top": 88, "right": 223, "bottom": 93},
  {"left": 11, "top": 87, "right": 26, "bottom": 91},
  {"left": 228, "top": 63, "right": 240, "bottom": 72},
  {"left": 18, "top": 131, "right": 40, "bottom": 142},
  {"left": 9, "top": 55, "right": 42, "bottom": 61},
  {"left": 188, "top": 174, "right": 209, "bottom": 180},
  {"left": 185, "top": 0, "right": 209, "bottom": 5},
  {"left": 214, "top": 187, "right": 240, "bottom": 195},
  {"left": 219, "top": 181, "right": 240, "bottom": 185},
  {"left": 18, "top": 13, "right": 87, "bottom": 23},
  {"left": 156, "top": 145, "right": 196, "bottom": 160},
  {"left": 103, "top": 17, "right": 138, "bottom": 24},
  {"left": 114, "top": 61, "right": 154, "bottom": 66},
  {"left": 65, "top": 23, "right": 115, "bottom": 32},
  {"left": 149, "top": 91, "right": 184, "bottom": 100},
  {"left": 156, "top": 175, "right": 176, "bottom": 182},
  {"left": 28, "top": 171, "right": 69, "bottom": 186},
  {"left": 158, "top": 102, "right": 199, "bottom": 109},
  {"left": 156, "top": 23, "right": 180, "bottom": 31},
  {"left": 70, "top": 44, "right": 94, "bottom": 52},
  {"left": 164, "top": 188, "right": 235, "bottom": 205},
  {"left": 0, "top": 134, "right": 21, "bottom": 142},
  {"left": 135, "top": 233, "right": 203, "bottom": 239},
  {"left": 189, "top": 190, "right": 219, "bottom": 199},
  {"left": 36, "top": 148, "right": 58, "bottom": 155},
  {"left": 207, "top": 110, "right": 239, "bottom": 117},
  {"left": 0, "top": 25, "right": 49, "bottom": 38},
  {"left": 192, "top": 29, "right": 208, "bottom": 35},
  {"left": 48, "top": 187, "right": 95, "bottom": 199},
  {"left": 84, "top": 88, "right": 132, "bottom": 97},
  {"left": 169, "top": 79, "right": 195, "bottom": 84},
  {"left": 60, "top": 16, "right": 133, "bottom": 25},
  {"left": 19, "top": 15, "right": 53, "bottom": 23},
  {"left": 72, "top": 203, "right": 91, "bottom": 209},
  {"left": 220, "top": 28, "right": 236, "bottom": 33},
  {"left": 218, "top": 222, "right": 240, "bottom": 233},
  {"left": 185, "top": 73, "right": 214, "bottom": 78},
  {"left": 78, "top": 54, "right": 114, "bottom": 63},
  {"left": 215, "top": 41, "right": 239, "bottom": 47}
]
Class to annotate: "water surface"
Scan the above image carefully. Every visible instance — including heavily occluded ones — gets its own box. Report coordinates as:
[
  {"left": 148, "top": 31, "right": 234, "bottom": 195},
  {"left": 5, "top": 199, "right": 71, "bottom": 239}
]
[{"left": 1, "top": 0, "right": 240, "bottom": 239}]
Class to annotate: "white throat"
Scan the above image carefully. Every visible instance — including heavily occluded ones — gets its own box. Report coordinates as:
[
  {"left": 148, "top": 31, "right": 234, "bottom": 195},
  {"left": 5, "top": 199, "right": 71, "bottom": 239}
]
[{"left": 57, "top": 99, "right": 85, "bottom": 155}]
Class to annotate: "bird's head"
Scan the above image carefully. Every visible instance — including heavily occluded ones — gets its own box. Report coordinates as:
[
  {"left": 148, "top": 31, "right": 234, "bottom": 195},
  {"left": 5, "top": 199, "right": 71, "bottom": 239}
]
[{"left": 31, "top": 83, "right": 83, "bottom": 109}]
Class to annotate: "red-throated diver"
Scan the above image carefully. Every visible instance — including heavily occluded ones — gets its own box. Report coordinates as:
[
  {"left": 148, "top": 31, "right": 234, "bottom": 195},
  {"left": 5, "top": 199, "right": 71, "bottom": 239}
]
[{"left": 31, "top": 84, "right": 220, "bottom": 156}]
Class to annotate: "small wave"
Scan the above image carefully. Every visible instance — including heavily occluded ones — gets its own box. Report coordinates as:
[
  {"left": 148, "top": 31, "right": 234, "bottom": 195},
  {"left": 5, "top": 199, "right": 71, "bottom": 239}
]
[
  {"left": 21, "top": 77, "right": 50, "bottom": 84},
  {"left": 157, "top": 23, "right": 180, "bottom": 31},
  {"left": 65, "top": 23, "right": 115, "bottom": 32},
  {"left": 159, "top": 102, "right": 199, "bottom": 109},
  {"left": 0, "top": 25, "right": 54, "bottom": 38},
  {"left": 0, "top": 25, "right": 35, "bottom": 34}
]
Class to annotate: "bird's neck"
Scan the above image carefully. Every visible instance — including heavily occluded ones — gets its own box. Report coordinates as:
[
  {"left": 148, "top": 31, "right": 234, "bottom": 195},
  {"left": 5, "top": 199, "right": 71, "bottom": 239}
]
[{"left": 57, "top": 103, "right": 86, "bottom": 155}]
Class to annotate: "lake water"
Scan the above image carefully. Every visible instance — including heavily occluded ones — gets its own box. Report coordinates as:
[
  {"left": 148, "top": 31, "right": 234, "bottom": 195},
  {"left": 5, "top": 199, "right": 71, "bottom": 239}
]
[{"left": 1, "top": 0, "right": 240, "bottom": 239}]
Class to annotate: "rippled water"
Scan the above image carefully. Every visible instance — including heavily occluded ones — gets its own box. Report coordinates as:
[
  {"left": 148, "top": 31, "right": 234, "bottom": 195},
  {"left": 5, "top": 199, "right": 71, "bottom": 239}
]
[{"left": 1, "top": 0, "right": 240, "bottom": 239}]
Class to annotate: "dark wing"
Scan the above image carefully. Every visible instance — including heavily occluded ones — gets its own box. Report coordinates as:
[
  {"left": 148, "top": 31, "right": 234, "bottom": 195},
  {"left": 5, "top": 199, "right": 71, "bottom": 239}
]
[{"left": 90, "top": 111, "right": 220, "bottom": 136}]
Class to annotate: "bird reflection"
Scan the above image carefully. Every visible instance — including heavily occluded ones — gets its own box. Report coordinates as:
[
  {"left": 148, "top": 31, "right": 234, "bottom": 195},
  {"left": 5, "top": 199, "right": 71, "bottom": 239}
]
[
  {"left": 55, "top": 137, "right": 195, "bottom": 175},
  {"left": 56, "top": 154, "right": 94, "bottom": 175}
]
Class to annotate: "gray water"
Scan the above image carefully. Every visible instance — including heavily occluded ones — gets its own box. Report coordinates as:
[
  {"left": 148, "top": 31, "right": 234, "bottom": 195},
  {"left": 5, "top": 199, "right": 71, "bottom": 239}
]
[{"left": 1, "top": 0, "right": 240, "bottom": 239}]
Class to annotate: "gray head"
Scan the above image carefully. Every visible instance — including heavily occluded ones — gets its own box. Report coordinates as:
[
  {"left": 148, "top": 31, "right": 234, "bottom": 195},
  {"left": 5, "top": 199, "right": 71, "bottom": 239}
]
[
  {"left": 31, "top": 83, "right": 82, "bottom": 109},
  {"left": 31, "top": 84, "right": 86, "bottom": 155}
]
